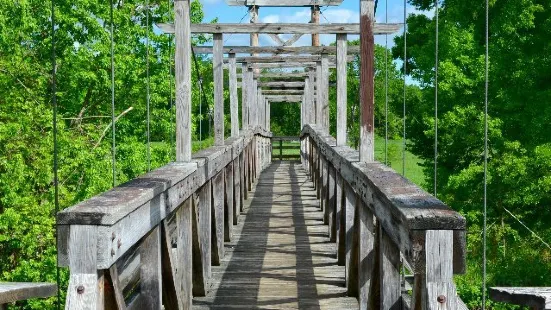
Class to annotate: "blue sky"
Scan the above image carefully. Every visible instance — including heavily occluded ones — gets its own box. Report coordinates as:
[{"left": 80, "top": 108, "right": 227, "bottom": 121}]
[{"left": 197, "top": 0, "right": 433, "bottom": 48}]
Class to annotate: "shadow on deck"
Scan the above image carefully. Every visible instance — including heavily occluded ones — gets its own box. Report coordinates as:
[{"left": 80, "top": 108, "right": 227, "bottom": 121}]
[{"left": 193, "top": 161, "right": 358, "bottom": 309}]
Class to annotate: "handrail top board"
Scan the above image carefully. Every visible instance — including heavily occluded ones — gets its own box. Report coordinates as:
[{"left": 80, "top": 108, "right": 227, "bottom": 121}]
[
  {"left": 490, "top": 287, "right": 551, "bottom": 309},
  {"left": 225, "top": 0, "right": 343, "bottom": 6},
  {"left": 301, "top": 124, "right": 466, "bottom": 231},
  {"left": 57, "top": 127, "right": 271, "bottom": 227},
  {"left": 157, "top": 23, "right": 403, "bottom": 35},
  {"left": 0, "top": 282, "right": 57, "bottom": 304}
]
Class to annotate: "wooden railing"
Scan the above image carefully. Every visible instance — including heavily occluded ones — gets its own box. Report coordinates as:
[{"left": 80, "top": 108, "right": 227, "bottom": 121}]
[
  {"left": 271, "top": 136, "right": 300, "bottom": 161},
  {"left": 300, "top": 124, "right": 468, "bottom": 309},
  {"left": 57, "top": 127, "right": 271, "bottom": 309}
]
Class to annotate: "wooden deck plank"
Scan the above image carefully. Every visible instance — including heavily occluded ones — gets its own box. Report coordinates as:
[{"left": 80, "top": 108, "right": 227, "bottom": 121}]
[{"left": 192, "top": 161, "right": 358, "bottom": 309}]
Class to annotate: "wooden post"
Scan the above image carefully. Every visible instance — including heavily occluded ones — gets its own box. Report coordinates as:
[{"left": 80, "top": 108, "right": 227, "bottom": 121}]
[
  {"left": 229, "top": 53, "right": 239, "bottom": 136},
  {"left": 140, "top": 226, "right": 162, "bottom": 309},
  {"left": 336, "top": 174, "right": 346, "bottom": 266},
  {"left": 242, "top": 64, "right": 249, "bottom": 129},
  {"left": 336, "top": 34, "right": 348, "bottom": 146},
  {"left": 251, "top": 78, "right": 258, "bottom": 127},
  {"left": 266, "top": 100, "right": 270, "bottom": 130},
  {"left": 359, "top": 0, "right": 375, "bottom": 162},
  {"left": 308, "top": 68, "right": 315, "bottom": 124},
  {"left": 224, "top": 163, "right": 234, "bottom": 241},
  {"left": 249, "top": 5, "right": 259, "bottom": 76},
  {"left": 213, "top": 33, "right": 224, "bottom": 146},
  {"left": 378, "top": 225, "right": 401, "bottom": 309},
  {"left": 311, "top": 6, "right": 320, "bottom": 46},
  {"left": 303, "top": 77, "right": 309, "bottom": 125},
  {"left": 321, "top": 53, "right": 329, "bottom": 130},
  {"left": 315, "top": 61, "right": 322, "bottom": 125},
  {"left": 328, "top": 164, "right": 336, "bottom": 242},
  {"left": 279, "top": 139, "right": 283, "bottom": 160},
  {"left": 175, "top": 0, "right": 192, "bottom": 161},
  {"left": 344, "top": 182, "right": 358, "bottom": 297},
  {"left": 358, "top": 203, "right": 376, "bottom": 309}
]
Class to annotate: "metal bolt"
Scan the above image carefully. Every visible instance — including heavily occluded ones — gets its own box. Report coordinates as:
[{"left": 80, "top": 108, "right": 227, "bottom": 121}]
[
  {"left": 111, "top": 249, "right": 115, "bottom": 256},
  {"left": 117, "top": 238, "right": 122, "bottom": 248},
  {"left": 111, "top": 232, "right": 115, "bottom": 241},
  {"left": 437, "top": 295, "right": 446, "bottom": 304},
  {"left": 77, "top": 285, "right": 85, "bottom": 294}
]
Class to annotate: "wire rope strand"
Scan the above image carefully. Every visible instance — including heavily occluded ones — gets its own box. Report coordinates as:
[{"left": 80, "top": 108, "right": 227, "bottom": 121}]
[
  {"left": 402, "top": 0, "right": 407, "bottom": 177},
  {"left": 434, "top": 0, "right": 439, "bottom": 197},
  {"left": 51, "top": 0, "right": 61, "bottom": 308},
  {"left": 110, "top": 0, "right": 116, "bottom": 187},
  {"left": 146, "top": 0, "right": 151, "bottom": 171},
  {"left": 483, "top": 0, "right": 489, "bottom": 306},
  {"left": 384, "top": 0, "right": 388, "bottom": 166}
]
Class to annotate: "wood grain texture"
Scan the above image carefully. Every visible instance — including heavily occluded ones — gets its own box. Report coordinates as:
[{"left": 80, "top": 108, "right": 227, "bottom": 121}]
[
  {"left": 213, "top": 33, "right": 224, "bottom": 146},
  {"left": 315, "top": 61, "right": 322, "bottom": 125},
  {"left": 265, "top": 95, "right": 303, "bottom": 102},
  {"left": 139, "top": 226, "right": 162, "bottom": 310},
  {"left": 211, "top": 172, "right": 225, "bottom": 265},
  {"left": 320, "top": 54, "right": 330, "bottom": 130},
  {"left": 336, "top": 34, "right": 348, "bottom": 146},
  {"left": 158, "top": 22, "right": 403, "bottom": 35},
  {"left": 192, "top": 183, "right": 211, "bottom": 296},
  {"left": 358, "top": 201, "right": 375, "bottom": 309},
  {"left": 174, "top": 0, "right": 192, "bottom": 161},
  {"left": 228, "top": 54, "right": 239, "bottom": 137},
  {"left": 344, "top": 182, "right": 358, "bottom": 297},
  {"left": 241, "top": 65, "right": 249, "bottom": 128},
  {"left": 0, "top": 283, "right": 56, "bottom": 304},
  {"left": 379, "top": 226, "right": 401, "bottom": 310},
  {"left": 490, "top": 287, "right": 551, "bottom": 310},
  {"left": 359, "top": 0, "right": 375, "bottom": 162}
]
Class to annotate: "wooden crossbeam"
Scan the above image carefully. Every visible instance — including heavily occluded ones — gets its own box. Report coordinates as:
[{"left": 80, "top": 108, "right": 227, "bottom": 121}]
[
  {"left": 265, "top": 95, "right": 303, "bottom": 102},
  {"left": 237, "top": 81, "right": 306, "bottom": 88},
  {"left": 262, "top": 89, "right": 306, "bottom": 95},
  {"left": 227, "top": 55, "right": 355, "bottom": 64},
  {"left": 158, "top": 23, "right": 403, "bottom": 35},
  {"left": 225, "top": 0, "right": 343, "bottom": 6},
  {"left": 192, "top": 45, "right": 360, "bottom": 55}
]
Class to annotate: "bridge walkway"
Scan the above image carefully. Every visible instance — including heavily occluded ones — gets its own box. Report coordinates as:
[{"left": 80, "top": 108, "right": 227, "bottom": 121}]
[{"left": 193, "top": 161, "right": 358, "bottom": 309}]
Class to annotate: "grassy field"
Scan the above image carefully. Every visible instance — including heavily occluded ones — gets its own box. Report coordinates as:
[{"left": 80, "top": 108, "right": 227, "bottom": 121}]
[{"left": 270, "top": 137, "right": 426, "bottom": 188}]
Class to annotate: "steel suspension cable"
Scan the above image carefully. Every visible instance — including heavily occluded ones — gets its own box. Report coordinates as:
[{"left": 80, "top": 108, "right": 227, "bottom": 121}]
[
  {"left": 483, "top": 0, "right": 489, "bottom": 306},
  {"left": 110, "top": 0, "right": 116, "bottom": 187},
  {"left": 434, "top": 0, "right": 439, "bottom": 197},
  {"left": 146, "top": 0, "right": 151, "bottom": 171},
  {"left": 384, "top": 0, "right": 388, "bottom": 166},
  {"left": 51, "top": 0, "right": 61, "bottom": 308},
  {"left": 402, "top": 0, "right": 407, "bottom": 176}
]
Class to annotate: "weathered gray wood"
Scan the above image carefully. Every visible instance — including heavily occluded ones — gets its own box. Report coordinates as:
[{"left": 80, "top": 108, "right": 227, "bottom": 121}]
[
  {"left": 244, "top": 62, "right": 317, "bottom": 69},
  {"left": 225, "top": 0, "right": 343, "bottom": 6},
  {"left": 259, "top": 81, "right": 304, "bottom": 88},
  {"left": 211, "top": 172, "right": 225, "bottom": 265},
  {"left": 267, "top": 33, "right": 285, "bottom": 46},
  {"left": 231, "top": 54, "right": 355, "bottom": 64},
  {"left": 107, "top": 263, "right": 127, "bottom": 310},
  {"left": 359, "top": 0, "right": 375, "bottom": 162},
  {"left": 0, "top": 283, "right": 57, "bottom": 304},
  {"left": 64, "top": 226, "right": 99, "bottom": 310},
  {"left": 229, "top": 53, "right": 239, "bottom": 137},
  {"left": 160, "top": 220, "right": 179, "bottom": 310},
  {"left": 265, "top": 95, "right": 303, "bottom": 102},
  {"left": 284, "top": 33, "right": 303, "bottom": 46},
  {"left": 490, "top": 287, "right": 551, "bottom": 310},
  {"left": 328, "top": 163, "right": 336, "bottom": 242},
  {"left": 379, "top": 226, "right": 401, "bottom": 310},
  {"left": 262, "top": 89, "right": 305, "bottom": 95},
  {"left": 241, "top": 65, "right": 249, "bottom": 128},
  {"left": 175, "top": 199, "right": 193, "bottom": 308},
  {"left": 224, "top": 162, "right": 234, "bottom": 241},
  {"left": 336, "top": 33, "right": 348, "bottom": 146},
  {"left": 232, "top": 158, "right": 241, "bottom": 223},
  {"left": 320, "top": 53, "right": 329, "bottom": 129},
  {"left": 174, "top": 0, "right": 192, "bottom": 161},
  {"left": 336, "top": 174, "right": 346, "bottom": 266},
  {"left": 139, "top": 226, "right": 162, "bottom": 310},
  {"left": 250, "top": 79, "right": 257, "bottom": 126},
  {"left": 192, "top": 45, "right": 361, "bottom": 55},
  {"left": 213, "top": 33, "right": 224, "bottom": 146},
  {"left": 301, "top": 125, "right": 466, "bottom": 272},
  {"left": 358, "top": 202, "right": 376, "bottom": 309},
  {"left": 192, "top": 182, "right": 211, "bottom": 296},
  {"left": 315, "top": 61, "right": 322, "bottom": 125},
  {"left": 307, "top": 69, "right": 316, "bottom": 124},
  {"left": 158, "top": 22, "right": 404, "bottom": 35},
  {"left": 344, "top": 182, "right": 358, "bottom": 297},
  {"left": 311, "top": 5, "right": 320, "bottom": 46}
]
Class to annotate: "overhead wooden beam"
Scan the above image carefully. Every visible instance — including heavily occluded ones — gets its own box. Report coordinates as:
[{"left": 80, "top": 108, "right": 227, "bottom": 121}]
[
  {"left": 262, "top": 89, "right": 305, "bottom": 95},
  {"left": 157, "top": 23, "right": 403, "bottom": 35},
  {"left": 238, "top": 62, "right": 342, "bottom": 69},
  {"left": 260, "top": 81, "right": 305, "bottom": 88},
  {"left": 225, "top": 0, "right": 343, "bottom": 6},
  {"left": 192, "top": 45, "right": 360, "bottom": 55},
  {"left": 227, "top": 55, "right": 355, "bottom": 64},
  {"left": 265, "top": 95, "right": 303, "bottom": 102}
]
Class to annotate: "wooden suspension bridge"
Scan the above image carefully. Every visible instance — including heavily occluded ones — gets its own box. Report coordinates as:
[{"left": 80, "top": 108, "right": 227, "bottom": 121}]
[{"left": 1, "top": 0, "right": 547, "bottom": 309}]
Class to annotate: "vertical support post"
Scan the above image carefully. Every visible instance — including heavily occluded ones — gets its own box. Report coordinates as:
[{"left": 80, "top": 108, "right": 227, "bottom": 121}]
[
  {"left": 336, "top": 174, "right": 346, "bottom": 265},
  {"left": 328, "top": 164, "right": 336, "bottom": 242},
  {"left": 279, "top": 139, "right": 283, "bottom": 161},
  {"left": 378, "top": 225, "right": 401, "bottom": 310},
  {"left": 315, "top": 61, "right": 322, "bottom": 125},
  {"left": 303, "top": 77, "right": 309, "bottom": 126},
  {"left": 311, "top": 6, "right": 320, "bottom": 46},
  {"left": 336, "top": 34, "right": 348, "bottom": 146},
  {"left": 266, "top": 100, "right": 270, "bottom": 130},
  {"left": 257, "top": 88, "right": 263, "bottom": 129},
  {"left": 229, "top": 53, "right": 239, "bottom": 136},
  {"left": 308, "top": 68, "right": 316, "bottom": 125},
  {"left": 321, "top": 53, "right": 330, "bottom": 130},
  {"left": 140, "top": 226, "right": 162, "bottom": 309},
  {"left": 358, "top": 202, "right": 376, "bottom": 309},
  {"left": 251, "top": 78, "right": 258, "bottom": 127},
  {"left": 241, "top": 64, "right": 249, "bottom": 129},
  {"left": 359, "top": 0, "right": 375, "bottom": 162},
  {"left": 213, "top": 33, "right": 224, "bottom": 146},
  {"left": 344, "top": 182, "right": 358, "bottom": 297},
  {"left": 174, "top": 0, "right": 192, "bottom": 161}
]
